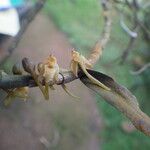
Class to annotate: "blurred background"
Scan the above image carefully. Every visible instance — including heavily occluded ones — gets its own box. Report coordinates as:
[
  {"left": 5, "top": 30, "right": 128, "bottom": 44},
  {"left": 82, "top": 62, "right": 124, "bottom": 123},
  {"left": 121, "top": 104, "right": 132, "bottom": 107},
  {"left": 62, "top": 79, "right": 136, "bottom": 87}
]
[{"left": 0, "top": 0, "right": 150, "bottom": 150}]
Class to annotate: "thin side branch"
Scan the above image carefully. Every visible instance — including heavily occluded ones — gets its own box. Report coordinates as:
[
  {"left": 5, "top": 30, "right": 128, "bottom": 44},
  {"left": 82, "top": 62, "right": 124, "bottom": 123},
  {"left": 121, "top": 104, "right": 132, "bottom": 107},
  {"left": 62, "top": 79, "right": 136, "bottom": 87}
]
[
  {"left": 120, "top": 36, "right": 136, "bottom": 63},
  {"left": 120, "top": 14, "right": 138, "bottom": 38},
  {"left": 130, "top": 62, "right": 150, "bottom": 75},
  {"left": 88, "top": 0, "right": 112, "bottom": 66}
]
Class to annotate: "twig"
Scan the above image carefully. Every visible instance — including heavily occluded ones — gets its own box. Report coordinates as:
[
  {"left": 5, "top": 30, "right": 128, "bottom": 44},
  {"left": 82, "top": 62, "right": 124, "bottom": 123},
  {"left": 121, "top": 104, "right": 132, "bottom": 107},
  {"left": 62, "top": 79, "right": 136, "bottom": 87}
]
[
  {"left": 120, "top": 15, "right": 139, "bottom": 64},
  {"left": 88, "top": 0, "right": 112, "bottom": 66},
  {"left": 112, "top": 0, "right": 139, "bottom": 64},
  {"left": 79, "top": 70, "right": 150, "bottom": 137},
  {"left": 0, "top": 71, "right": 77, "bottom": 89},
  {"left": 120, "top": 37, "right": 136, "bottom": 64},
  {"left": 130, "top": 62, "right": 150, "bottom": 75},
  {"left": 120, "top": 14, "right": 138, "bottom": 38}
]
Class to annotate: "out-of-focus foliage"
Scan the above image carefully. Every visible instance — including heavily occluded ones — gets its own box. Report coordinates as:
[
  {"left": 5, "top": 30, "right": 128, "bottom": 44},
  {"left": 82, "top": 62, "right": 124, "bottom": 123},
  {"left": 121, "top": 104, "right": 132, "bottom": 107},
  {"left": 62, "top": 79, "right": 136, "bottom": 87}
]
[
  {"left": 46, "top": 0, "right": 150, "bottom": 149},
  {"left": 45, "top": 0, "right": 102, "bottom": 51}
]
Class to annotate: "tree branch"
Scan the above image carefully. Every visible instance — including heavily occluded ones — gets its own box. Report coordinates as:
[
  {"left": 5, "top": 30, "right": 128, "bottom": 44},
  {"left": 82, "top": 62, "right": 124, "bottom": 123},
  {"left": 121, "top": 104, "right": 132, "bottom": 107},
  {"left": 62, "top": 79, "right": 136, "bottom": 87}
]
[
  {"left": 130, "top": 62, "right": 150, "bottom": 75},
  {"left": 79, "top": 70, "right": 150, "bottom": 137},
  {"left": 88, "top": 0, "right": 112, "bottom": 66},
  {"left": 0, "top": 70, "right": 77, "bottom": 89},
  {"left": 1, "top": 63, "right": 150, "bottom": 136}
]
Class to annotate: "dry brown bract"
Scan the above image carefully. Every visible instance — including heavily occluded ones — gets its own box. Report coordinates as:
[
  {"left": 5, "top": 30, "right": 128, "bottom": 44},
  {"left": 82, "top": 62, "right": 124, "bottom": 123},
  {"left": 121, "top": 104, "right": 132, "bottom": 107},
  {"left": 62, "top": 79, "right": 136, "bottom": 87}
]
[
  {"left": 3, "top": 65, "right": 29, "bottom": 107},
  {"left": 2, "top": 54, "right": 79, "bottom": 106},
  {"left": 32, "top": 55, "right": 78, "bottom": 100},
  {"left": 34, "top": 55, "right": 60, "bottom": 100},
  {"left": 70, "top": 50, "right": 110, "bottom": 91},
  {"left": 4, "top": 87, "right": 29, "bottom": 107}
]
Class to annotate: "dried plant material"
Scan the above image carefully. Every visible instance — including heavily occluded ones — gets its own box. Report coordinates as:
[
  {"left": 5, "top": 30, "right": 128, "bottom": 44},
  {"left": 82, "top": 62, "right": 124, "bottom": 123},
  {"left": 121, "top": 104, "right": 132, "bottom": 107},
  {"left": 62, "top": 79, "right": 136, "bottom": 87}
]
[
  {"left": 4, "top": 87, "right": 29, "bottom": 107},
  {"left": 2, "top": 64, "right": 29, "bottom": 107},
  {"left": 61, "top": 84, "right": 79, "bottom": 99},
  {"left": 71, "top": 50, "right": 110, "bottom": 91},
  {"left": 22, "top": 57, "right": 78, "bottom": 100},
  {"left": 23, "top": 56, "right": 60, "bottom": 100}
]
